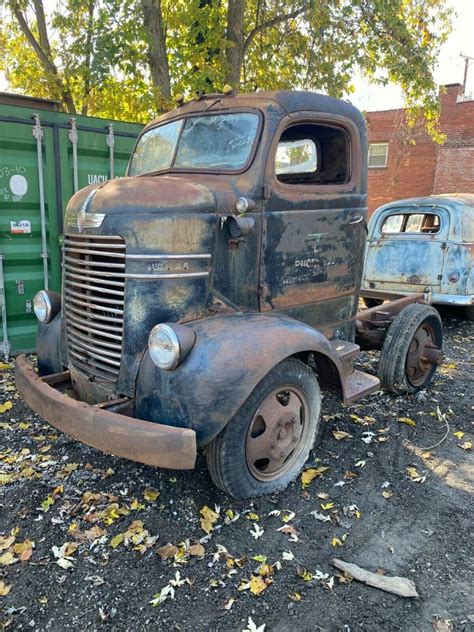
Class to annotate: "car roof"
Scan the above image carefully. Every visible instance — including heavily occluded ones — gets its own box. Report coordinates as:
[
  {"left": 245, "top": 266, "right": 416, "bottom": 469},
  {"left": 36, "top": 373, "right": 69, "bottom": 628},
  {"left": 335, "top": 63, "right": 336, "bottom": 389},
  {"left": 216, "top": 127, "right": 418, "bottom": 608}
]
[{"left": 374, "top": 194, "right": 474, "bottom": 214}]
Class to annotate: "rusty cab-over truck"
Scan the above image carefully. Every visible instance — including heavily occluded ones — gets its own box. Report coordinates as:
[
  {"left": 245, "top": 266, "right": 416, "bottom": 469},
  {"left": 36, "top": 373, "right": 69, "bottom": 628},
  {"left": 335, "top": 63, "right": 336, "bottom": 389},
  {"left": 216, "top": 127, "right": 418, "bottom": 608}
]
[{"left": 16, "top": 90, "right": 444, "bottom": 498}]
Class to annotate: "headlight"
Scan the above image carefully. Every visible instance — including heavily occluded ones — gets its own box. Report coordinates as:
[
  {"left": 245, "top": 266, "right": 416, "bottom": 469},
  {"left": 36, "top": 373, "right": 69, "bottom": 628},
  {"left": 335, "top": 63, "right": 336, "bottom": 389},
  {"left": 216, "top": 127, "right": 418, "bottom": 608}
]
[
  {"left": 148, "top": 323, "right": 196, "bottom": 370},
  {"left": 33, "top": 290, "right": 60, "bottom": 324}
]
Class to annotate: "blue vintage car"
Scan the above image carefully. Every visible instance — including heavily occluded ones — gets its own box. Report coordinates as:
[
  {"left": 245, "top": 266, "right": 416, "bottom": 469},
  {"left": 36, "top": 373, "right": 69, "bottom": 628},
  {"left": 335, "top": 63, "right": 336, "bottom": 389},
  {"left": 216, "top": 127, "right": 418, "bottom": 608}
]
[{"left": 362, "top": 194, "right": 474, "bottom": 319}]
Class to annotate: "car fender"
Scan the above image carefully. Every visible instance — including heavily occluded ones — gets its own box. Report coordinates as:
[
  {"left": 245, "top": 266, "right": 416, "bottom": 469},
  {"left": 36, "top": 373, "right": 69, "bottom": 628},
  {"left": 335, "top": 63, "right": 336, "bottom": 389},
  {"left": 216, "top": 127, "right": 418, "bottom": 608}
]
[{"left": 135, "top": 312, "right": 345, "bottom": 446}]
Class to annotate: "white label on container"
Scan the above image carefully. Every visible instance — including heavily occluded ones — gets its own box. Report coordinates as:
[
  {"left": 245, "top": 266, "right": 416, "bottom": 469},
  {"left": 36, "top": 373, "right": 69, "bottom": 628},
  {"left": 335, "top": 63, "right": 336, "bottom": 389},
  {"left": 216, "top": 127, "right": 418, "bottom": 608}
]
[
  {"left": 10, "top": 220, "right": 31, "bottom": 234},
  {"left": 10, "top": 174, "right": 28, "bottom": 197}
]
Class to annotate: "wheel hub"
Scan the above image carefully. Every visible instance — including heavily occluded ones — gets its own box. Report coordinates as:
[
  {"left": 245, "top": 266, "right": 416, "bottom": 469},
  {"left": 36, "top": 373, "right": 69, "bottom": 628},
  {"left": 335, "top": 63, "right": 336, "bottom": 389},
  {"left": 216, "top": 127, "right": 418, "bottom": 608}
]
[
  {"left": 246, "top": 386, "right": 308, "bottom": 481},
  {"left": 406, "top": 323, "right": 442, "bottom": 386}
]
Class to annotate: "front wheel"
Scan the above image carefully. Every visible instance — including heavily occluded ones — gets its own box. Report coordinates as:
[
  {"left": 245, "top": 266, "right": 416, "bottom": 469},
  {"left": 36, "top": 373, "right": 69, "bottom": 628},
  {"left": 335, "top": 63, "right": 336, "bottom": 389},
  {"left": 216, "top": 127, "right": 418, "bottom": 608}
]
[
  {"left": 378, "top": 304, "right": 443, "bottom": 394},
  {"left": 206, "top": 358, "right": 321, "bottom": 498}
]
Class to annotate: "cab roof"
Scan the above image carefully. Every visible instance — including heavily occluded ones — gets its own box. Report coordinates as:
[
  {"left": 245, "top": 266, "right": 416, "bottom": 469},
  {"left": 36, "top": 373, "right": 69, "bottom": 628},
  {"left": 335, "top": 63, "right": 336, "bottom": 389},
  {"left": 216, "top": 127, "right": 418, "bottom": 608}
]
[{"left": 144, "top": 90, "right": 366, "bottom": 134}]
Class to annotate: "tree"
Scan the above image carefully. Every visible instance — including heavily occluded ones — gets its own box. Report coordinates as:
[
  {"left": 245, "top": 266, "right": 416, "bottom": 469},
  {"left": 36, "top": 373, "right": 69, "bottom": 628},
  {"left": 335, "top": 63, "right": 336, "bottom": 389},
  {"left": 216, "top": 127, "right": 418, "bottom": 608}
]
[{"left": 1, "top": 0, "right": 452, "bottom": 135}]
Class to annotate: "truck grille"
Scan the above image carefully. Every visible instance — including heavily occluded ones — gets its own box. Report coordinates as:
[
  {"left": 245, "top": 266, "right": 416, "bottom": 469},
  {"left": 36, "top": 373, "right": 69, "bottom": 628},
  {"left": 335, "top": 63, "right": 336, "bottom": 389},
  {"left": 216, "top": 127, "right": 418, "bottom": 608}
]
[{"left": 63, "top": 234, "right": 125, "bottom": 381}]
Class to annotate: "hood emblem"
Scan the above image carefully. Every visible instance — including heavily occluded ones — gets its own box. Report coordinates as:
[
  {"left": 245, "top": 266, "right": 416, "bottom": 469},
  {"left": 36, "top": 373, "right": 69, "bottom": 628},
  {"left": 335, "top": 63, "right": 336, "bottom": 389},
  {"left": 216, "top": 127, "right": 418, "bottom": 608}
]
[{"left": 76, "top": 189, "right": 104, "bottom": 233}]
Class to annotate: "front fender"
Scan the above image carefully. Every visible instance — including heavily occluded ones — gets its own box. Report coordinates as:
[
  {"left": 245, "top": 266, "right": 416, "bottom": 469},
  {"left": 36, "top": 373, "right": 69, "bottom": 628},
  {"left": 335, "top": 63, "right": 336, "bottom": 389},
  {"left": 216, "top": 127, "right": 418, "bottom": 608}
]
[{"left": 135, "top": 313, "right": 344, "bottom": 446}]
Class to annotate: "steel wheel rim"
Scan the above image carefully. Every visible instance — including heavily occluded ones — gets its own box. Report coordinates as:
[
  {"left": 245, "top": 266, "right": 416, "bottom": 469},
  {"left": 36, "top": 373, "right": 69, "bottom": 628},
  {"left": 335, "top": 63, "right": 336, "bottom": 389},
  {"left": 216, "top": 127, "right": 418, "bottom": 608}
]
[
  {"left": 406, "top": 322, "right": 437, "bottom": 387},
  {"left": 246, "top": 385, "right": 309, "bottom": 482}
]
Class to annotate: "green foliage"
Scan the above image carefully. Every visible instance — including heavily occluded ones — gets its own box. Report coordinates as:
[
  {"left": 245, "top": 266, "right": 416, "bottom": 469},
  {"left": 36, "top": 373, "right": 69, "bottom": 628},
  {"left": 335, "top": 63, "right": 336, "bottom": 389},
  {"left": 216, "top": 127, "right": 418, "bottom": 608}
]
[{"left": 0, "top": 0, "right": 452, "bottom": 137}]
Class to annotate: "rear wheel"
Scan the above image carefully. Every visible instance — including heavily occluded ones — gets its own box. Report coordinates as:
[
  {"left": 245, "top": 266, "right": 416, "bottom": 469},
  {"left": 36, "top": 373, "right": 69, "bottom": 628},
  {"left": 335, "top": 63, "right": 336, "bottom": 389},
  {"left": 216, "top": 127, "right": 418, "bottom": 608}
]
[
  {"left": 206, "top": 358, "right": 321, "bottom": 498},
  {"left": 378, "top": 304, "right": 443, "bottom": 394}
]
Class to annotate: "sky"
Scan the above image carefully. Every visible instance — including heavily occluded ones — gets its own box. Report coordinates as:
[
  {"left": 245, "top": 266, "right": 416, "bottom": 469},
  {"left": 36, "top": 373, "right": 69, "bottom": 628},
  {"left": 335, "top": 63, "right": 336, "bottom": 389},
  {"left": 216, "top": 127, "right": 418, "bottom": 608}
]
[
  {"left": 0, "top": 0, "right": 473, "bottom": 114},
  {"left": 350, "top": 0, "right": 474, "bottom": 112}
]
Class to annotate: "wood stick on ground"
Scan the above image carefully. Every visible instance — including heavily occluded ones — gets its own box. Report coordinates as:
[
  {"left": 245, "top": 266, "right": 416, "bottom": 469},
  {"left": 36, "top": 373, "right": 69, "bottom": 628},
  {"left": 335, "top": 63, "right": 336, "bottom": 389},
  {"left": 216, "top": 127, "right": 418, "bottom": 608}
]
[{"left": 331, "top": 558, "right": 419, "bottom": 598}]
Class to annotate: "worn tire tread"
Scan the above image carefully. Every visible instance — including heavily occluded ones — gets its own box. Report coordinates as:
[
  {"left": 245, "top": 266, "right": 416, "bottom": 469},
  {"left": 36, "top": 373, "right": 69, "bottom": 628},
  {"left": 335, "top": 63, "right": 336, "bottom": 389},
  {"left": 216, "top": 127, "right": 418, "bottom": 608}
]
[
  {"left": 206, "top": 358, "right": 320, "bottom": 498},
  {"left": 378, "top": 303, "right": 442, "bottom": 394}
]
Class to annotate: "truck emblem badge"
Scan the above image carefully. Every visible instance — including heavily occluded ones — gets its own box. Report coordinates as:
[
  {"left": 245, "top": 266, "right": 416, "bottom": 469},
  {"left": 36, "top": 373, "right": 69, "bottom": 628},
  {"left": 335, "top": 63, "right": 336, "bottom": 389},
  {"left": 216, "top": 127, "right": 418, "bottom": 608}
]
[{"left": 77, "top": 189, "right": 97, "bottom": 233}]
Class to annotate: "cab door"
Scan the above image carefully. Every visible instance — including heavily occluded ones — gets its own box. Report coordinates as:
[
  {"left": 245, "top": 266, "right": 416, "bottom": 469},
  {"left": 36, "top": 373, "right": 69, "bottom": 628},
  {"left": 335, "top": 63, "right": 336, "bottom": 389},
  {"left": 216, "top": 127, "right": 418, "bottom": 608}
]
[{"left": 259, "top": 115, "right": 367, "bottom": 333}]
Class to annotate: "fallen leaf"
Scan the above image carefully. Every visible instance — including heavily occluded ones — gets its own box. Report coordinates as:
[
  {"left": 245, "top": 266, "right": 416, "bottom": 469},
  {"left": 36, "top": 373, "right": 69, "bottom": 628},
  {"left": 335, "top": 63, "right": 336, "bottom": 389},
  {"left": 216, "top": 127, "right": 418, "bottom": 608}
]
[
  {"left": 320, "top": 502, "right": 334, "bottom": 510},
  {"left": 300, "top": 466, "right": 328, "bottom": 488},
  {"left": 453, "top": 431, "right": 464, "bottom": 439},
  {"left": 332, "top": 430, "right": 352, "bottom": 440},
  {"left": 252, "top": 554, "right": 267, "bottom": 563},
  {"left": 0, "top": 401, "right": 13, "bottom": 414},
  {"left": 223, "top": 597, "right": 235, "bottom": 610},
  {"left": 156, "top": 544, "right": 179, "bottom": 560},
  {"left": 460, "top": 441, "right": 472, "bottom": 450},
  {"left": 290, "top": 591, "right": 302, "bottom": 601},
  {"left": 200, "top": 505, "right": 219, "bottom": 534},
  {"left": 188, "top": 543, "right": 205, "bottom": 557},
  {"left": 382, "top": 490, "right": 393, "bottom": 499},
  {"left": 331, "top": 537, "right": 343, "bottom": 547},
  {"left": 249, "top": 575, "right": 269, "bottom": 595},
  {"left": 0, "top": 580, "right": 12, "bottom": 596},
  {"left": 13, "top": 539, "right": 34, "bottom": 562},
  {"left": 250, "top": 524, "right": 264, "bottom": 540},
  {"left": 398, "top": 417, "right": 416, "bottom": 427},
  {"left": 143, "top": 488, "right": 160, "bottom": 502},
  {"left": 0, "top": 535, "right": 15, "bottom": 551},
  {"left": 243, "top": 616, "right": 266, "bottom": 632},
  {"left": 0, "top": 551, "right": 16, "bottom": 566}
]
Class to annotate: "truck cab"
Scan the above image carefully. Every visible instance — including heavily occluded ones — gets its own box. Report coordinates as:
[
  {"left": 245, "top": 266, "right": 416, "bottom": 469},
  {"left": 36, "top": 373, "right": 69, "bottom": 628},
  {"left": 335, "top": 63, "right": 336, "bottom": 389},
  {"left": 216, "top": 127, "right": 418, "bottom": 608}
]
[{"left": 16, "top": 91, "right": 443, "bottom": 498}]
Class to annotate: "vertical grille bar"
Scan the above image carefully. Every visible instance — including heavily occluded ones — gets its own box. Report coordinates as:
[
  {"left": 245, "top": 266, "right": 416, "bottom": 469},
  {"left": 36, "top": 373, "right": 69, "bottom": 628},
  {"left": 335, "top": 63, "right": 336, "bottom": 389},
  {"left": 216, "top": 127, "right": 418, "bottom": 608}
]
[{"left": 63, "top": 234, "right": 125, "bottom": 381}]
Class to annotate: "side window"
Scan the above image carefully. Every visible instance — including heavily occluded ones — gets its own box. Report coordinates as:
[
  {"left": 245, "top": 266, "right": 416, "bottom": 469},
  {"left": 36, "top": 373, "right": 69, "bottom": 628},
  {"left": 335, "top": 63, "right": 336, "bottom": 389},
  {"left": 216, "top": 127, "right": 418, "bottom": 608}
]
[
  {"left": 381, "top": 213, "right": 441, "bottom": 234},
  {"left": 275, "top": 123, "right": 350, "bottom": 185},
  {"left": 368, "top": 143, "right": 388, "bottom": 168}
]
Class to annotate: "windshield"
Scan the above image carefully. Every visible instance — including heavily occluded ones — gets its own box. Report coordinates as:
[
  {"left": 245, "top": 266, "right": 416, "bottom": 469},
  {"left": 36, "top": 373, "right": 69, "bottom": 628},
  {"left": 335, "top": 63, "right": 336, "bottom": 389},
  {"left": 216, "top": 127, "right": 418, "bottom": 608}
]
[{"left": 129, "top": 112, "right": 260, "bottom": 175}]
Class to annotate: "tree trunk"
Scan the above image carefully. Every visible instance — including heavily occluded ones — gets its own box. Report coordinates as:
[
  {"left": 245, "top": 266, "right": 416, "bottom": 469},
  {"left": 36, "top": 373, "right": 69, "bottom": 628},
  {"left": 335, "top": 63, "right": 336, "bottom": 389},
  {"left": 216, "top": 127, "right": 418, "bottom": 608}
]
[
  {"left": 9, "top": 0, "right": 77, "bottom": 113},
  {"left": 81, "top": 0, "right": 96, "bottom": 116},
  {"left": 141, "top": 0, "right": 171, "bottom": 107},
  {"left": 225, "top": 0, "right": 245, "bottom": 89}
]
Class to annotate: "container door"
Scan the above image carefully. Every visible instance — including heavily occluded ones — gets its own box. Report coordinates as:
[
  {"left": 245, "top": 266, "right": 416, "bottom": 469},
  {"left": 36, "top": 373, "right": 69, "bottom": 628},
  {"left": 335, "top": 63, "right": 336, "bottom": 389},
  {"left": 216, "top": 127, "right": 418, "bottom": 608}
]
[
  {"left": 59, "top": 116, "right": 143, "bottom": 208},
  {"left": 0, "top": 116, "right": 61, "bottom": 354},
  {"left": 363, "top": 206, "right": 450, "bottom": 293}
]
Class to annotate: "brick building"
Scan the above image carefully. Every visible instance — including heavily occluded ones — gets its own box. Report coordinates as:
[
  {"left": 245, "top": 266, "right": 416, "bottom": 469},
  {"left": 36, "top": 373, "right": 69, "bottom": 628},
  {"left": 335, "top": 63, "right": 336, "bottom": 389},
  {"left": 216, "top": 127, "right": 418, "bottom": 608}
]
[{"left": 365, "top": 83, "right": 474, "bottom": 215}]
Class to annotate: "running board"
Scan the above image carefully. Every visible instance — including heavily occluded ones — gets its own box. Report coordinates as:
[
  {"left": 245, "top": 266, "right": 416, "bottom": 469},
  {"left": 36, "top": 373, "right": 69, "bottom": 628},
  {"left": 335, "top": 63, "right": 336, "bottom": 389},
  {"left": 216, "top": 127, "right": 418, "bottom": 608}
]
[{"left": 343, "top": 369, "right": 380, "bottom": 404}]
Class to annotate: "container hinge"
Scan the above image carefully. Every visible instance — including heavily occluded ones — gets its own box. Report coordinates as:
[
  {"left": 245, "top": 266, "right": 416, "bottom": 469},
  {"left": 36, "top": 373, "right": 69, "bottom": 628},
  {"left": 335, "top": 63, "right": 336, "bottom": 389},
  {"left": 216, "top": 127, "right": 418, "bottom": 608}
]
[
  {"left": 68, "top": 118, "right": 79, "bottom": 193},
  {"left": 106, "top": 124, "right": 115, "bottom": 179}
]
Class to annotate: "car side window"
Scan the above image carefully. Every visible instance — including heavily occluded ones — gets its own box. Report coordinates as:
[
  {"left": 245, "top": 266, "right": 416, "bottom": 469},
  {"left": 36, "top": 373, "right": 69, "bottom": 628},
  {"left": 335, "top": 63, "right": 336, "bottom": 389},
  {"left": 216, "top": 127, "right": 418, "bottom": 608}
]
[
  {"left": 381, "top": 213, "right": 441, "bottom": 234},
  {"left": 275, "top": 123, "right": 350, "bottom": 185}
]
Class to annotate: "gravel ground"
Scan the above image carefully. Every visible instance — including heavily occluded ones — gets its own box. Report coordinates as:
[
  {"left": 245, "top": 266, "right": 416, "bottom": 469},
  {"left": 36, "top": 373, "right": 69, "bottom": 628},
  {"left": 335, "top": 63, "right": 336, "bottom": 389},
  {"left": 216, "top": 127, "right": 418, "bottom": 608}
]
[{"left": 0, "top": 311, "right": 473, "bottom": 632}]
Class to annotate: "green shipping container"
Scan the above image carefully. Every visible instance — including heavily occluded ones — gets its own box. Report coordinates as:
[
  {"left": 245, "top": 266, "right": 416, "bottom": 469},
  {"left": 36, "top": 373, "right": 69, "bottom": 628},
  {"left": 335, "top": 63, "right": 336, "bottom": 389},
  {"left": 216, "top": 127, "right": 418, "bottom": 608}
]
[{"left": 0, "top": 93, "right": 143, "bottom": 357}]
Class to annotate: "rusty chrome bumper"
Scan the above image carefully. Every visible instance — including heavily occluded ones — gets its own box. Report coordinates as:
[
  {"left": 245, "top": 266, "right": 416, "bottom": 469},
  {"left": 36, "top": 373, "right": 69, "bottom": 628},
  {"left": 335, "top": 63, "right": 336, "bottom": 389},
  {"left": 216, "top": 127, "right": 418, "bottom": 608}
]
[{"left": 15, "top": 355, "right": 196, "bottom": 469}]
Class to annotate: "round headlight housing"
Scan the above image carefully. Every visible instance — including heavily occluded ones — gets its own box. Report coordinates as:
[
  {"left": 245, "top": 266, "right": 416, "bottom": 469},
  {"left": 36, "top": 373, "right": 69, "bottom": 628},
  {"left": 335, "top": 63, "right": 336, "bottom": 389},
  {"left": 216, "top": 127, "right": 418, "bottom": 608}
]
[
  {"left": 33, "top": 291, "right": 52, "bottom": 323},
  {"left": 148, "top": 323, "right": 196, "bottom": 370},
  {"left": 148, "top": 324, "right": 181, "bottom": 370}
]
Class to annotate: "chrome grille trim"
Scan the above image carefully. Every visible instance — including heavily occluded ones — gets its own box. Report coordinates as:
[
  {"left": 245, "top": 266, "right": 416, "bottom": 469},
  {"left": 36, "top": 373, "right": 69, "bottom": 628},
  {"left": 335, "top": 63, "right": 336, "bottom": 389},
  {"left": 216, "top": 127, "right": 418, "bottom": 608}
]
[{"left": 64, "top": 234, "right": 125, "bottom": 381}]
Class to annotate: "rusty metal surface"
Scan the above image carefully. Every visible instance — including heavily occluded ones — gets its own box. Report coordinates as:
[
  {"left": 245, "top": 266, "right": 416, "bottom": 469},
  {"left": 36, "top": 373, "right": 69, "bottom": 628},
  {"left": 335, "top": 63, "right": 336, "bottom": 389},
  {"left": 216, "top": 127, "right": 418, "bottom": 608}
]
[
  {"left": 246, "top": 385, "right": 309, "bottom": 481},
  {"left": 355, "top": 293, "right": 430, "bottom": 350},
  {"left": 134, "top": 312, "right": 374, "bottom": 447},
  {"left": 15, "top": 355, "right": 196, "bottom": 469},
  {"left": 363, "top": 195, "right": 474, "bottom": 305}
]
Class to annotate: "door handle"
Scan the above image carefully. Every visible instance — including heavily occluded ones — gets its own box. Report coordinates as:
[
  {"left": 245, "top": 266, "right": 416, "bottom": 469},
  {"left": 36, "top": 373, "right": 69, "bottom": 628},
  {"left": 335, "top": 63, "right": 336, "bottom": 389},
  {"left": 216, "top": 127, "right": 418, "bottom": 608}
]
[{"left": 349, "top": 215, "right": 364, "bottom": 224}]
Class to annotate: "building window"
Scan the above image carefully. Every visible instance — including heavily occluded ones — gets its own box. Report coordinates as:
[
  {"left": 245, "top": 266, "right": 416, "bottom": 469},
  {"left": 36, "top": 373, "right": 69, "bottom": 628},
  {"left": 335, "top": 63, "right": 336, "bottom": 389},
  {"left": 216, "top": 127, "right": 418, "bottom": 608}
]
[{"left": 368, "top": 142, "right": 388, "bottom": 168}]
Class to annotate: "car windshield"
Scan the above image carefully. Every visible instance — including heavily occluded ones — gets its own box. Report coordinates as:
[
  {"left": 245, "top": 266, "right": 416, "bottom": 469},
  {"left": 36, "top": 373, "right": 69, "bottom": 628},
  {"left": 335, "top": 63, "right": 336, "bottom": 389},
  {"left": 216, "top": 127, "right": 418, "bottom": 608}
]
[{"left": 128, "top": 112, "right": 259, "bottom": 175}]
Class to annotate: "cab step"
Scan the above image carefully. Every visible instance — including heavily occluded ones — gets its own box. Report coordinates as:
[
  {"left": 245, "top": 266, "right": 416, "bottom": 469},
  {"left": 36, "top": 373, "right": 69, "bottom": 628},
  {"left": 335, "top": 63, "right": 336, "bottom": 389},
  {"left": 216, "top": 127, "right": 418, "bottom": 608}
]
[
  {"left": 343, "top": 369, "right": 380, "bottom": 404},
  {"left": 329, "top": 340, "right": 360, "bottom": 377}
]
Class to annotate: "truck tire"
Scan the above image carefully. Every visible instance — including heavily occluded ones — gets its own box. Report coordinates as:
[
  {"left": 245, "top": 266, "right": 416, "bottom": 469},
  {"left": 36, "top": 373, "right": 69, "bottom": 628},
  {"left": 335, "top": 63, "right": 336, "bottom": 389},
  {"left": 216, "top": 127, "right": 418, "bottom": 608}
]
[
  {"left": 206, "top": 358, "right": 321, "bottom": 498},
  {"left": 378, "top": 304, "right": 443, "bottom": 394}
]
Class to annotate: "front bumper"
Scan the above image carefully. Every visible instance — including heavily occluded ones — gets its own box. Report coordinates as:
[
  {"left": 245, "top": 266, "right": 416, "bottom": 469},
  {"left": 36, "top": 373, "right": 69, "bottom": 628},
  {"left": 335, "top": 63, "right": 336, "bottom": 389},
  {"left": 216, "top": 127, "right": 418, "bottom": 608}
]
[{"left": 15, "top": 355, "right": 196, "bottom": 469}]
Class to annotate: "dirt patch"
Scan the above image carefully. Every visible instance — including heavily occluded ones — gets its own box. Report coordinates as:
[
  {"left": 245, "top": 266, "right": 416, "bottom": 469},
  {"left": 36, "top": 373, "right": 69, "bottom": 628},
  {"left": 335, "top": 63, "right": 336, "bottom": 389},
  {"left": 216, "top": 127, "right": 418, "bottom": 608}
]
[{"left": 0, "top": 314, "right": 473, "bottom": 632}]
